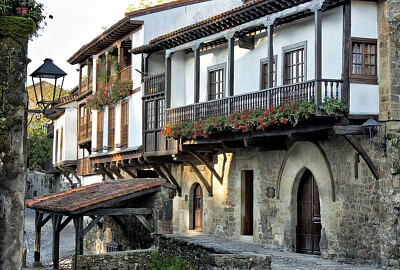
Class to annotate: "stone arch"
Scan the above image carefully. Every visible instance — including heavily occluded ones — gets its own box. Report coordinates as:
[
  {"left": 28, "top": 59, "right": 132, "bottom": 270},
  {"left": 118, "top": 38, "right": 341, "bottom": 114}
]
[
  {"left": 277, "top": 141, "right": 335, "bottom": 203},
  {"left": 276, "top": 141, "right": 335, "bottom": 252}
]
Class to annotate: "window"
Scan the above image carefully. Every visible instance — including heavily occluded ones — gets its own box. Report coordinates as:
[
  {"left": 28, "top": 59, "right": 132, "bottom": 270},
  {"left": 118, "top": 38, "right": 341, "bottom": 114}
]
[
  {"left": 350, "top": 38, "right": 377, "bottom": 84},
  {"left": 60, "top": 127, "right": 63, "bottom": 162},
  {"left": 108, "top": 107, "right": 115, "bottom": 149},
  {"left": 121, "top": 100, "right": 129, "bottom": 147},
  {"left": 283, "top": 42, "right": 306, "bottom": 85},
  {"left": 97, "top": 111, "right": 103, "bottom": 150},
  {"left": 207, "top": 63, "right": 226, "bottom": 100},
  {"left": 157, "top": 99, "right": 165, "bottom": 129},
  {"left": 260, "top": 56, "right": 277, "bottom": 89},
  {"left": 146, "top": 101, "right": 155, "bottom": 130}
]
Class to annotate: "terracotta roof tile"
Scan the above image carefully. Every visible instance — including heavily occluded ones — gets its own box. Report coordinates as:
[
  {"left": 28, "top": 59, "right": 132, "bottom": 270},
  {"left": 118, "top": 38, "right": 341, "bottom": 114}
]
[{"left": 26, "top": 178, "right": 165, "bottom": 215}]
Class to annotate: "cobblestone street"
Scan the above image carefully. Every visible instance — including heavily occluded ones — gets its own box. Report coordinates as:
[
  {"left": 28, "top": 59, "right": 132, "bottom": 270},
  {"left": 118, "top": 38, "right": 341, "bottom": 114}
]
[{"left": 24, "top": 208, "right": 75, "bottom": 269}]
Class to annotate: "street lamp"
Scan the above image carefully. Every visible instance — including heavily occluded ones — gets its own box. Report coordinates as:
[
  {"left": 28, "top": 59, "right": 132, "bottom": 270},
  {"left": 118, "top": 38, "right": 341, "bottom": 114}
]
[
  {"left": 361, "top": 118, "right": 387, "bottom": 157},
  {"left": 29, "top": 58, "right": 67, "bottom": 115}
]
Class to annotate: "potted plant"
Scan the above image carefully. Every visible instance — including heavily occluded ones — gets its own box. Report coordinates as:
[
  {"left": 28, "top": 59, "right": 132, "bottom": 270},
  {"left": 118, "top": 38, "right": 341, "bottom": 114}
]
[{"left": 14, "top": 0, "right": 30, "bottom": 16}]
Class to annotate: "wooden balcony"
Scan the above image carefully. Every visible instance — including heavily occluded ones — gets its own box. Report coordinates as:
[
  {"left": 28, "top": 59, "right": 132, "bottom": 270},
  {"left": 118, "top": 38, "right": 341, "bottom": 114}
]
[
  {"left": 108, "top": 73, "right": 117, "bottom": 85},
  {"left": 166, "top": 79, "right": 342, "bottom": 124},
  {"left": 77, "top": 157, "right": 96, "bottom": 176},
  {"left": 79, "top": 76, "right": 93, "bottom": 96},
  {"left": 78, "top": 121, "right": 92, "bottom": 144},
  {"left": 121, "top": 65, "right": 132, "bottom": 81},
  {"left": 144, "top": 73, "right": 165, "bottom": 96},
  {"left": 144, "top": 130, "right": 177, "bottom": 155}
]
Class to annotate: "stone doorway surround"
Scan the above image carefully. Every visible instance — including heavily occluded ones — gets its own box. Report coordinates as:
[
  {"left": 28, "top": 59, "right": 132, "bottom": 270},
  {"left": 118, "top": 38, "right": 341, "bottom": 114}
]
[{"left": 276, "top": 141, "right": 337, "bottom": 255}]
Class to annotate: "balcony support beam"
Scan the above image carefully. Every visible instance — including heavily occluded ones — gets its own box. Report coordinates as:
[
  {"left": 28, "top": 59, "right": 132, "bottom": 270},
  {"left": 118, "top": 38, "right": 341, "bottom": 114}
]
[
  {"left": 194, "top": 44, "right": 201, "bottom": 103},
  {"left": 341, "top": 0, "right": 351, "bottom": 107},
  {"left": 267, "top": 24, "right": 274, "bottom": 89},
  {"left": 165, "top": 53, "right": 173, "bottom": 108},
  {"left": 118, "top": 163, "right": 137, "bottom": 178},
  {"left": 187, "top": 161, "right": 213, "bottom": 196},
  {"left": 189, "top": 151, "right": 223, "bottom": 184},
  {"left": 160, "top": 164, "right": 182, "bottom": 196},
  {"left": 227, "top": 35, "right": 235, "bottom": 97},
  {"left": 312, "top": 5, "right": 322, "bottom": 107},
  {"left": 98, "top": 164, "right": 115, "bottom": 180},
  {"left": 108, "top": 163, "right": 125, "bottom": 179}
]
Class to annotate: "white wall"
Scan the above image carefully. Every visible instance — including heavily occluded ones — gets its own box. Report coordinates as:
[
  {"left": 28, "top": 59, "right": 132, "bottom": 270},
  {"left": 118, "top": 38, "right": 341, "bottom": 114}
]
[{"left": 349, "top": 1, "right": 378, "bottom": 115}]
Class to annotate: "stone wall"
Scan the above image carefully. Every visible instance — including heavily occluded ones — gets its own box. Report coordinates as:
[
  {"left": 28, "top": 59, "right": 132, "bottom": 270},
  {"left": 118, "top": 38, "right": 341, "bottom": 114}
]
[
  {"left": 76, "top": 248, "right": 154, "bottom": 270},
  {"left": 170, "top": 134, "right": 396, "bottom": 266},
  {"left": 0, "top": 17, "right": 36, "bottom": 269}
]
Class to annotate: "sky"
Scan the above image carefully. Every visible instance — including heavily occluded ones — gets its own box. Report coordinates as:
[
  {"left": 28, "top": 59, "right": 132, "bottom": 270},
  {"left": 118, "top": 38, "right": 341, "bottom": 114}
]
[{"left": 28, "top": 0, "right": 135, "bottom": 90}]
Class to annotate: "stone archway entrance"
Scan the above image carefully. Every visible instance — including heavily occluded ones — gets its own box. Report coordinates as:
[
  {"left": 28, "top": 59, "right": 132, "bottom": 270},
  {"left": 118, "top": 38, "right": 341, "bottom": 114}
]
[{"left": 297, "top": 170, "right": 321, "bottom": 255}]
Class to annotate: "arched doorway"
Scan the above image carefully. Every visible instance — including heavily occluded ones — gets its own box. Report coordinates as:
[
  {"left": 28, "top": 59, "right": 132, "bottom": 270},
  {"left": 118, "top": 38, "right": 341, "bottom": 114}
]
[
  {"left": 193, "top": 184, "right": 203, "bottom": 230},
  {"left": 297, "top": 170, "right": 321, "bottom": 255}
]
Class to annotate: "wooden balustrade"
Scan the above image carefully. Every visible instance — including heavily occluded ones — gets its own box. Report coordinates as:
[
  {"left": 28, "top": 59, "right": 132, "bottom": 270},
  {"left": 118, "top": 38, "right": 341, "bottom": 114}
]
[
  {"left": 121, "top": 66, "right": 132, "bottom": 81},
  {"left": 108, "top": 74, "right": 117, "bottom": 85},
  {"left": 88, "top": 76, "right": 93, "bottom": 91},
  {"left": 79, "top": 78, "right": 88, "bottom": 96},
  {"left": 77, "top": 157, "right": 96, "bottom": 176},
  {"left": 166, "top": 79, "right": 342, "bottom": 124},
  {"left": 144, "top": 73, "right": 165, "bottom": 96},
  {"left": 78, "top": 121, "right": 92, "bottom": 143}
]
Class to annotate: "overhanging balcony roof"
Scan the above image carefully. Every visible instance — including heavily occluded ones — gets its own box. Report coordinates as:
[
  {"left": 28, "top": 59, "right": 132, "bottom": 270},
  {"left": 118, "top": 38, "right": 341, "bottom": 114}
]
[{"left": 68, "top": 17, "right": 143, "bottom": 65}]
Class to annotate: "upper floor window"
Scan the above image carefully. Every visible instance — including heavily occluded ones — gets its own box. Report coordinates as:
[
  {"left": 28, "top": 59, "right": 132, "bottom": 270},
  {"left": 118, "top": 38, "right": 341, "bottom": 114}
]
[
  {"left": 108, "top": 107, "right": 115, "bottom": 150},
  {"left": 260, "top": 56, "right": 277, "bottom": 89},
  {"left": 60, "top": 126, "right": 63, "bottom": 162},
  {"left": 146, "top": 101, "right": 155, "bottom": 130},
  {"left": 121, "top": 100, "right": 129, "bottom": 148},
  {"left": 350, "top": 38, "right": 377, "bottom": 84},
  {"left": 208, "top": 63, "right": 226, "bottom": 101},
  {"left": 283, "top": 42, "right": 306, "bottom": 85},
  {"left": 97, "top": 111, "right": 103, "bottom": 150},
  {"left": 55, "top": 129, "right": 59, "bottom": 163}
]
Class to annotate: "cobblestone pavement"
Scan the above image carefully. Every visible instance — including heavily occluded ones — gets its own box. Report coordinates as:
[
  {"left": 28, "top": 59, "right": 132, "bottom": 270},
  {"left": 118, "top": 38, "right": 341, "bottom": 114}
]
[
  {"left": 165, "top": 234, "right": 385, "bottom": 270},
  {"left": 24, "top": 208, "right": 75, "bottom": 269}
]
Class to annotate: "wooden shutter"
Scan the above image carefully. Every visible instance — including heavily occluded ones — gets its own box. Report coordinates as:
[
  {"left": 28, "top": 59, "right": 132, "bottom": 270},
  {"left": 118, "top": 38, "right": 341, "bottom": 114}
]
[
  {"left": 97, "top": 111, "right": 103, "bottom": 150},
  {"left": 108, "top": 107, "right": 115, "bottom": 149},
  {"left": 120, "top": 100, "right": 129, "bottom": 148},
  {"left": 60, "top": 127, "right": 63, "bottom": 162}
]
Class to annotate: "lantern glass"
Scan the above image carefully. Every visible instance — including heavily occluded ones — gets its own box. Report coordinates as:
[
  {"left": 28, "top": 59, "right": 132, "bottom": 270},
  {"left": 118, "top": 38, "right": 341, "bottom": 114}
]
[
  {"left": 361, "top": 118, "right": 381, "bottom": 144},
  {"left": 29, "top": 58, "right": 67, "bottom": 110}
]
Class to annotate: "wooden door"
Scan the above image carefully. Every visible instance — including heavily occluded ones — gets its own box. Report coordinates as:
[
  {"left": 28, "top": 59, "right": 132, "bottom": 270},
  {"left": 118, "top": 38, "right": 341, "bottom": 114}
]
[
  {"left": 194, "top": 184, "right": 203, "bottom": 230},
  {"left": 242, "top": 171, "right": 254, "bottom": 235},
  {"left": 297, "top": 170, "right": 321, "bottom": 255}
]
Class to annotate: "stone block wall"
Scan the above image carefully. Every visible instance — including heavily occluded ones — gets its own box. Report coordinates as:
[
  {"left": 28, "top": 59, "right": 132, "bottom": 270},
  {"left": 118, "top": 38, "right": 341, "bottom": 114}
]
[{"left": 76, "top": 248, "right": 154, "bottom": 270}]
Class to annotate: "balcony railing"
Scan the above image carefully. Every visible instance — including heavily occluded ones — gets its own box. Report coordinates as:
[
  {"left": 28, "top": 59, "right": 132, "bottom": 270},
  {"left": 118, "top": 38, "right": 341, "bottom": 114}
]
[
  {"left": 78, "top": 120, "right": 92, "bottom": 143},
  {"left": 121, "top": 65, "right": 132, "bottom": 81},
  {"left": 108, "top": 73, "right": 117, "bottom": 85},
  {"left": 166, "top": 79, "right": 342, "bottom": 124},
  {"left": 77, "top": 157, "right": 96, "bottom": 176},
  {"left": 79, "top": 76, "right": 93, "bottom": 96},
  {"left": 144, "top": 73, "right": 165, "bottom": 96}
]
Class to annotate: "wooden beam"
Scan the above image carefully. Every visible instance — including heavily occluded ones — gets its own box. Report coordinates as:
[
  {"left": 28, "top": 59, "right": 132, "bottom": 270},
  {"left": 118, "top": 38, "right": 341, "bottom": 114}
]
[
  {"left": 41, "top": 214, "right": 51, "bottom": 228},
  {"left": 189, "top": 151, "right": 223, "bottom": 184},
  {"left": 110, "top": 164, "right": 125, "bottom": 179},
  {"left": 333, "top": 125, "right": 363, "bottom": 135},
  {"left": 71, "top": 172, "right": 82, "bottom": 187},
  {"left": 267, "top": 24, "right": 274, "bottom": 88},
  {"left": 341, "top": 0, "right": 351, "bottom": 107},
  {"left": 34, "top": 211, "right": 43, "bottom": 265},
  {"left": 73, "top": 216, "right": 84, "bottom": 270},
  {"left": 57, "top": 216, "right": 72, "bottom": 233},
  {"left": 118, "top": 165, "right": 137, "bottom": 178},
  {"left": 160, "top": 164, "right": 182, "bottom": 196},
  {"left": 83, "top": 208, "right": 152, "bottom": 216},
  {"left": 194, "top": 45, "right": 200, "bottom": 103},
  {"left": 187, "top": 161, "right": 213, "bottom": 196},
  {"left": 98, "top": 164, "right": 115, "bottom": 180},
  {"left": 151, "top": 164, "right": 172, "bottom": 185},
  {"left": 314, "top": 8, "right": 322, "bottom": 107},
  {"left": 51, "top": 214, "right": 62, "bottom": 270},
  {"left": 180, "top": 142, "right": 221, "bottom": 152},
  {"left": 343, "top": 135, "right": 379, "bottom": 179},
  {"left": 227, "top": 36, "right": 235, "bottom": 97},
  {"left": 135, "top": 214, "right": 154, "bottom": 233},
  {"left": 165, "top": 53, "right": 173, "bottom": 108},
  {"left": 82, "top": 216, "right": 103, "bottom": 236}
]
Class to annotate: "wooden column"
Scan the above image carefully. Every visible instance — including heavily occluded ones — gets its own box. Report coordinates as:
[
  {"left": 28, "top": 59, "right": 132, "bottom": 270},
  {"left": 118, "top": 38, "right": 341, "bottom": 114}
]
[
  {"left": 227, "top": 35, "right": 235, "bottom": 96},
  {"left": 314, "top": 8, "right": 322, "bottom": 107},
  {"left": 165, "top": 52, "right": 173, "bottom": 109},
  {"left": 194, "top": 45, "right": 201, "bottom": 103},
  {"left": 51, "top": 215, "right": 62, "bottom": 270},
  {"left": 143, "top": 53, "right": 149, "bottom": 82},
  {"left": 119, "top": 44, "right": 124, "bottom": 71},
  {"left": 78, "top": 65, "right": 83, "bottom": 94},
  {"left": 73, "top": 216, "right": 84, "bottom": 270},
  {"left": 267, "top": 24, "right": 274, "bottom": 88},
  {"left": 341, "top": 0, "right": 351, "bottom": 106},
  {"left": 33, "top": 211, "right": 43, "bottom": 266}
]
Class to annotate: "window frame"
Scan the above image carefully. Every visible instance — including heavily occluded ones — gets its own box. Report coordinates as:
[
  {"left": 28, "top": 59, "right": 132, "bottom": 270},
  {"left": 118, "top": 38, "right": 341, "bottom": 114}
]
[
  {"left": 120, "top": 99, "right": 129, "bottom": 148},
  {"left": 97, "top": 111, "right": 103, "bottom": 150},
  {"left": 207, "top": 62, "right": 226, "bottom": 101},
  {"left": 282, "top": 41, "right": 307, "bottom": 85},
  {"left": 349, "top": 37, "right": 378, "bottom": 85},
  {"left": 260, "top": 55, "right": 278, "bottom": 89},
  {"left": 107, "top": 106, "right": 115, "bottom": 150}
]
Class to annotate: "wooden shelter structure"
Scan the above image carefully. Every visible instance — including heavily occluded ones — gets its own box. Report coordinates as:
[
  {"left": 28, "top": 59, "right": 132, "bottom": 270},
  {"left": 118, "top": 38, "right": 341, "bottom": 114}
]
[{"left": 26, "top": 178, "right": 174, "bottom": 269}]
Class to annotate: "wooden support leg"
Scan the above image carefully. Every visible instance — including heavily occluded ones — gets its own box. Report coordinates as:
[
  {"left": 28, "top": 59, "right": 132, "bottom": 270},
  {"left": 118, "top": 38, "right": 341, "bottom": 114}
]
[
  {"left": 189, "top": 151, "right": 223, "bottom": 184},
  {"left": 73, "top": 216, "right": 84, "bottom": 270},
  {"left": 33, "top": 211, "right": 43, "bottom": 267},
  {"left": 51, "top": 215, "right": 62, "bottom": 270},
  {"left": 187, "top": 161, "right": 213, "bottom": 196}
]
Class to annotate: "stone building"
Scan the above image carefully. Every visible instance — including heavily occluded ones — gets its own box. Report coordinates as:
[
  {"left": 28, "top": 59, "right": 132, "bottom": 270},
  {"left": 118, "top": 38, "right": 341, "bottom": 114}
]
[{"left": 52, "top": 0, "right": 400, "bottom": 268}]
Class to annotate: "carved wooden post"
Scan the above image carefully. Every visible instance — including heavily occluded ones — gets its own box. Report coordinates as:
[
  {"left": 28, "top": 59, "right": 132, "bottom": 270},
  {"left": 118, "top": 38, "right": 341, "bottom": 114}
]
[
  {"left": 73, "top": 216, "right": 84, "bottom": 270},
  {"left": 193, "top": 44, "right": 201, "bottom": 103},
  {"left": 165, "top": 51, "right": 173, "bottom": 109},
  {"left": 227, "top": 34, "right": 235, "bottom": 97},
  {"left": 51, "top": 214, "right": 62, "bottom": 270},
  {"left": 267, "top": 24, "right": 274, "bottom": 89},
  {"left": 341, "top": 0, "right": 351, "bottom": 106},
  {"left": 311, "top": 4, "right": 323, "bottom": 107}
]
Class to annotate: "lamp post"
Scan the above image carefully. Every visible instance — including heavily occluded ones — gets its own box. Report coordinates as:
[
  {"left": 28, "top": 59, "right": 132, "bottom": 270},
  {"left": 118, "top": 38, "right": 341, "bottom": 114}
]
[{"left": 29, "top": 58, "right": 67, "bottom": 116}]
